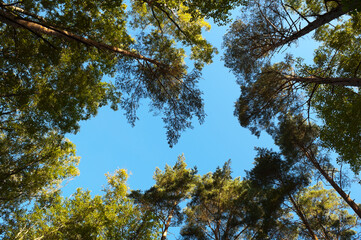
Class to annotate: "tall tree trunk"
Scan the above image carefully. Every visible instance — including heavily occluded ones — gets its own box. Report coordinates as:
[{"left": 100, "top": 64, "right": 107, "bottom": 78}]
[
  {"left": 300, "top": 146, "right": 361, "bottom": 219},
  {"left": 284, "top": 75, "right": 361, "bottom": 87},
  {"left": 288, "top": 194, "right": 319, "bottom": 240}
]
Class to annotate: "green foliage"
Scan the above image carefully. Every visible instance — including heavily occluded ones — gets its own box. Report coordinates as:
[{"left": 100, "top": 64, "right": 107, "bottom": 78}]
[
  {"left": 181, "top": 161, "right": 253, "bottom": 240},
  {"left": 0, "top": 0, "right": 228, "bottom": 147},
  {"left": 0, "top": 130, "right": 79, "bottom": 221},
  {"left": 2, "top": 169, "right": 160, "bottom": 240},
  {"left": 182, "top": 0, "right": 246, "bottom": 25},
  {"left": 307, "top": 13, "right": 361, "bottom": 172},
  {"left": 130, "top": 155, "right": 198, "bottom": 238},
  {"left": 270, "top": 114, "right": 320, "bottom": 160},
  {"left": 223, "top": 0, "right": 361, "bottom": 173},
  {"left": 0, "top": 0, "right": 124, "bottom": 136},
  {"left": 0, "top": 0, "right": 242, "bottom": 225},
  {"left": 245, "top": 148, "right": 310, "bottom": 239},
  {"left": 312, "top": 86, "right": 361, "bottom": 173},
  {"left": 342, "top": 0, "right": 361, "bottom": 12},
  {"left": 291, "top": 182, "right": 360, "bottom": 239},
  {"left": 233, "top": 56, "right": 302, "bottom": 137},
  {"left": 2, "top": 156, "right": 360, "bottom": 239},
  {"left": 248, "top": 148, "right": 309, "bottom": 200}
]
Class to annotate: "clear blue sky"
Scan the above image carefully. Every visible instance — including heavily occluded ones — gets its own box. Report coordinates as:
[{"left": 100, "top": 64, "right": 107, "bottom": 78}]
[
  {"left": 63, "top": 12, "right": 361, "bottom": 238},
  {"left": 63, "top": 20, "right": 279, "bottom": 196}
]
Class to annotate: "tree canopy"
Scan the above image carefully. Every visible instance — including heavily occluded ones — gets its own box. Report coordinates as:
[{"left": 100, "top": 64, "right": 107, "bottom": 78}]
[
  {"left": 223, "top": 0, "right": 361, "bottom": 173},
  {"left": 3, "top": 158, "right": 360, "bottom": 239},
  {"left": 0, "top": 131, "right": 79, "bottom": 220},
  {"left": 289, "top": 182, "right": 359, "bottom": 239},
  {"left": 1, "top": 0, "right": 361, "bottom": 238},
  {"left": 0, "top": 0, "right": 244, "bottom": 221},
  {"left": 130, "top": 155, "right": 198, "bottom": 240},
  {"left": 0, "top": 0, "right": 224, "bottom": 146},
  {"left": 1, "top": 169, "right": 161, "bottom": 239}
]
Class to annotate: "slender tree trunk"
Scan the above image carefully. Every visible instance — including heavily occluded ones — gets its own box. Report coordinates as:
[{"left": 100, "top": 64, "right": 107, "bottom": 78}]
[
  {"left": 300, "top": 146, "right": 361, "bottom": 219},
  {"left": 161, "top": 209, "right": 174, "bottom": 240},
  {"left": 288, "top": 194, "right": 319, "bottom": 240},
  {"left": 317, "top": 219, "right": 331, "bottom": 240},
  {"left": 0, "top": 8, "right": 161, "bottom": 65}
]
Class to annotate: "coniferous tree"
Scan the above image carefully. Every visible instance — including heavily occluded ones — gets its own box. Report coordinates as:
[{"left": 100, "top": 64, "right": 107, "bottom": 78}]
[
  {"left": 0, "top": 0, "right": 243, "bottom": 221},
  {"left": 130, "top": 155, "right": 198, "bottom": 240},
  {"left": 223, "top": 0, "right": 361, "bottom": 173},
  {"left": 1, "top": 169, "right": 161, "bottom": 240}
]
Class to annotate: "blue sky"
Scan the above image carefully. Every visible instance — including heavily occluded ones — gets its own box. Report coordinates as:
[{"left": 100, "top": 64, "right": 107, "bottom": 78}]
[
  {"left": 63, "top": 11, "right": 361, "bottom": 238},
  {"left": 63, "top": 20, "right": 276, "bottom": 197},
  {"left": 62, "top": 14, "right": 319, "bottom": 196}
]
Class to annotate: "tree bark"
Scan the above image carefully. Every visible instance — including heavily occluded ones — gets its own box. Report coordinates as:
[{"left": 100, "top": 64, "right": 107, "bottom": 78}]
[
  {"left": 300, "top": 146, "right": 361, "bottom": 219},
  {"left": 288, "top": 194, "right": 319, "bottom": 240},
  {"left": 284, "top": 75, "right": 361, "bottom": 87},
  {"left": 161, "top": 209, "right": 174, "bottom": 240},
  {"left": 0, "top": 8, "right": 161, "bottom": 65}
]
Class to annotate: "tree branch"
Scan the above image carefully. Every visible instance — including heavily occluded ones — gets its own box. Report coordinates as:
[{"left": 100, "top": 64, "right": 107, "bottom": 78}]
[
  {"left": 0, "top": 8, "right": 163, "bottom": 66},
  {"left": 270, "top": 5, "right": 348, "bottom": 52}
]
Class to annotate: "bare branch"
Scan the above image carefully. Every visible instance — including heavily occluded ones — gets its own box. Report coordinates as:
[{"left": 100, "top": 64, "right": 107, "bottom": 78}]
[{"left": 285, "top": 3, "right": 311, "bottom": 24}]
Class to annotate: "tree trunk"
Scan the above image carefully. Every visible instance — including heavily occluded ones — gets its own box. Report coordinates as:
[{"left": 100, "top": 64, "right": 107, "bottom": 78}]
[
  {"left": 161, "top": 209, "right": 174, "bottom": 240},
  {"left": 300, "top": 146, "right": 361, "bottom": 219},
  {"left": 288, "top": 194, "right": 319, "bottom": 240},
  {"left": 284, "top": 75, "right": 361, "bottom": 87}
]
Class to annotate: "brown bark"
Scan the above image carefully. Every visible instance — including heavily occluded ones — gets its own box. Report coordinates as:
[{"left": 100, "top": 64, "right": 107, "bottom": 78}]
[
  {"left": 160, "top": 209, "right": 174, "bottom": 240},
  {"left": 284, "top": 75, "right": 361, "bottom": 87},
  {"left": 300, "top": 146, "right": 361, "bottom": 219},
  {"left": 0, "top": 8, "right": 161, "bottom": 65},
  {"left": 288, "top": 194, "right": 319, "bottom": 240}
]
